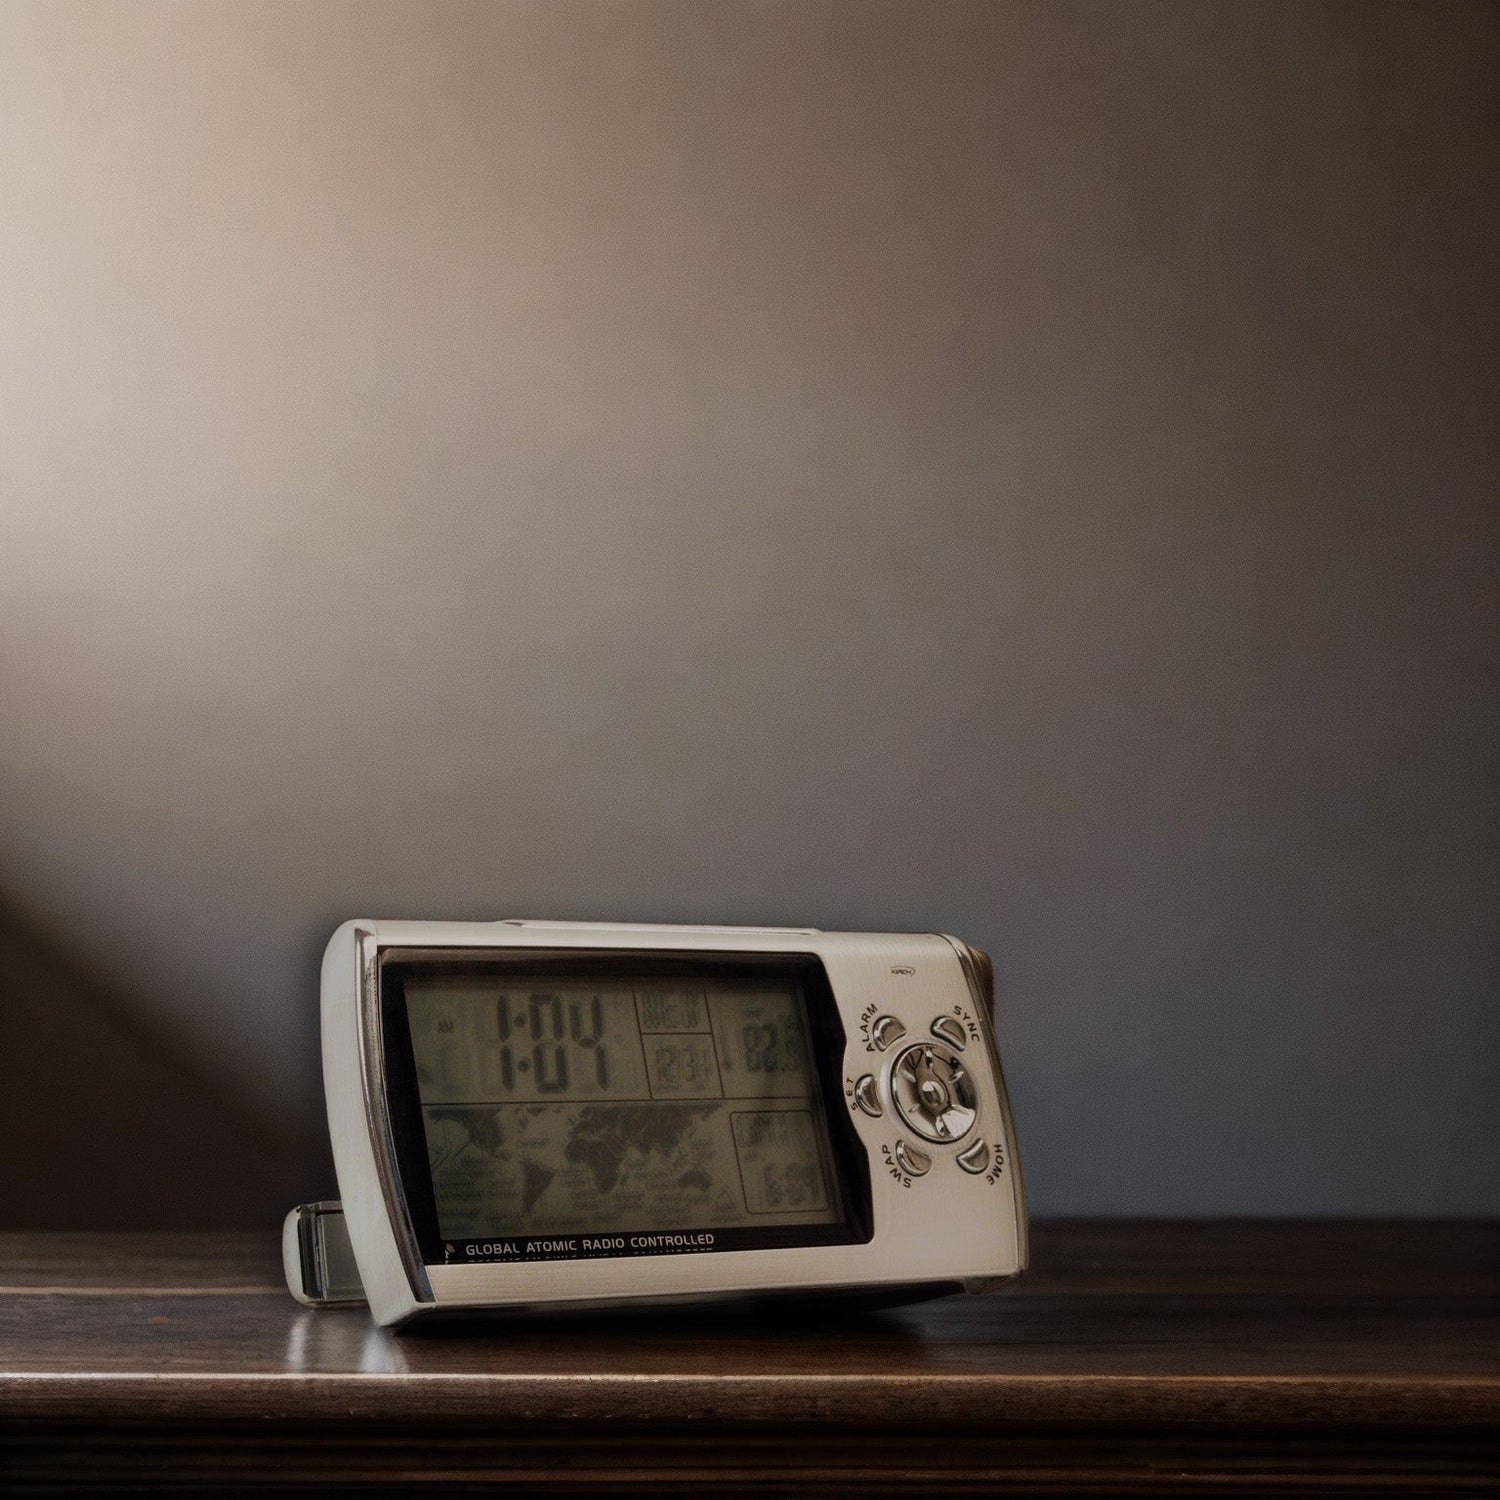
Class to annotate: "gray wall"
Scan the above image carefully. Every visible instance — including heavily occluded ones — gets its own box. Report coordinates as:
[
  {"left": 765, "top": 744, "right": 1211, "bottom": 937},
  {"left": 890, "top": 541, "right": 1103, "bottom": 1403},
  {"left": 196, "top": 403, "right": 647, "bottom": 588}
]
[{"left": 2, "top": 0, "right": 1496, "bottom": 1225}]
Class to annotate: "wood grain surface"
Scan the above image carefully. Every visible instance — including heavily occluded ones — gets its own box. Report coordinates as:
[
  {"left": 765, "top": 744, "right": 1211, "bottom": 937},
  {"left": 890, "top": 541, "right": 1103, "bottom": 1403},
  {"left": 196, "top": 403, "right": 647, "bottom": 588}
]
[{"left": 2, "top": 1220, "right": 1496, "bottom": 1495}]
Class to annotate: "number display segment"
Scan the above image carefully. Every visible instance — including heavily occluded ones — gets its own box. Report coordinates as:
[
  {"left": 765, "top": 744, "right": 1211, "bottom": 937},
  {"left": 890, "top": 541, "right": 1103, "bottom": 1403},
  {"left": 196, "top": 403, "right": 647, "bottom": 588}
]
[
  {"left": 710, "top": 989, "right": 813, "bottom": 1098},
  {"left": 643, "top": 1034, "right": 722, "bottom": 1099},
  {"left": 732, "top": 1110, "right": 831, "bottom": 1214},
  {"left": 407, "top": 986, "right": 646, "bottom": 1104},
  {"left": 402, "top": 974, "right": 844, "bottom": 1245},
  {"left": 635, "top": 988, "right": 709, "bottom": 1032}
]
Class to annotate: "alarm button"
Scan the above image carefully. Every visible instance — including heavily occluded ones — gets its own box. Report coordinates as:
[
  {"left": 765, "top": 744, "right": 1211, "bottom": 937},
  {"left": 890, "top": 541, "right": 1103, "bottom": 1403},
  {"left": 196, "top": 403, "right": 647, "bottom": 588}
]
[
  {"left": 852, "top": 1074, "right": 882, "bottom": 1118},
  {"left": 894, "top": 1139, "right": 931, "bottom": 1177},
  {"left": 870, "top": 1015, "right": 906, "bottom": 1051},
  {"left": 956, "top": 1139, "right": 991, "bottom": 1175},
  {"left": 931, "top": 1015, "right": 967, "bottom": 1050}
]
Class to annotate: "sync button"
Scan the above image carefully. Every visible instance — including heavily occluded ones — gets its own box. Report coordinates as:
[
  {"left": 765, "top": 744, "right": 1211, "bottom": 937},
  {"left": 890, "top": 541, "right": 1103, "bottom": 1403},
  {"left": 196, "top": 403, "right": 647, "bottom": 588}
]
[{"left": 931, "top": 1015, "right": 968, "bottom": 1050}]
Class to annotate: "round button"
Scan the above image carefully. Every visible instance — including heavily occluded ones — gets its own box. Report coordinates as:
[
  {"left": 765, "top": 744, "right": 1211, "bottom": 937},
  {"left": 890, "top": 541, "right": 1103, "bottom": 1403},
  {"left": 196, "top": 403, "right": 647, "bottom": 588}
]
[
  {"left": 956, "top": 1138, "right": 991, "bottom": 1174},
  {"left": 894, "top": 1139, "right": 932, "bottom": 1177},
  {"left": 931, "top": 1014, "right": 968, "bottom": 1050},
  {"left": 890, "top": 1042, "right": 977, "bottom": 1143}
]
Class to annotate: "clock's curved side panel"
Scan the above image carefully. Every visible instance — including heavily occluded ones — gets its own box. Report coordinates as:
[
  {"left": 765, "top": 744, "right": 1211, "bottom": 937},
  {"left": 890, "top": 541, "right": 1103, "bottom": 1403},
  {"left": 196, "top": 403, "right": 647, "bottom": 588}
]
[
  {"left": 320, "top": 920, "right": 429, "bottom": 1326},
  {"left": 939, "top": 934, "right": 1027, "bottom": 1281},
  {"left": 814, "top": 932, "right": 1024, "bottom": 1286}
]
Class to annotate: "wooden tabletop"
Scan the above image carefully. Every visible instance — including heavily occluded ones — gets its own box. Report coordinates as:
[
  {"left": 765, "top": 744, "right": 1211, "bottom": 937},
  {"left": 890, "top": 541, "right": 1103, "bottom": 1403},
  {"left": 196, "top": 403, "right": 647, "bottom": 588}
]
[{"left": 2, "top": 1220, "right": 1497, "bottom": 1495}]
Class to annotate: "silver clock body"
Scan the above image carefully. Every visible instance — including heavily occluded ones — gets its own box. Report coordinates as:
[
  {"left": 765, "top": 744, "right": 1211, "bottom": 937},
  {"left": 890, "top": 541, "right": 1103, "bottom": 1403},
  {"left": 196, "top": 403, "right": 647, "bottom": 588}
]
[{"left": 286, "top": 919, "right": 1026, "bottom": 1327}]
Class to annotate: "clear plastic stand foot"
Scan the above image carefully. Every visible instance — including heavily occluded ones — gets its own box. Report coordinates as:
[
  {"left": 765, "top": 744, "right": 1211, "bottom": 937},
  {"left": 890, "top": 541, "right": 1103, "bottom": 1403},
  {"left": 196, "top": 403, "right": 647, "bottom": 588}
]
[{"left": 283, "top": 1201, "right": 366, "bottom": 1307}]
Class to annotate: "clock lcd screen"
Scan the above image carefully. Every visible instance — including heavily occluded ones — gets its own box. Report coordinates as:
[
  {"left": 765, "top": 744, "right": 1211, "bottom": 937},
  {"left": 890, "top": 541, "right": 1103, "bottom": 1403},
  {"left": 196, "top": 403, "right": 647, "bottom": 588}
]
[{"left": 400, "top": 973, "right": 849, "bottom": 1252}]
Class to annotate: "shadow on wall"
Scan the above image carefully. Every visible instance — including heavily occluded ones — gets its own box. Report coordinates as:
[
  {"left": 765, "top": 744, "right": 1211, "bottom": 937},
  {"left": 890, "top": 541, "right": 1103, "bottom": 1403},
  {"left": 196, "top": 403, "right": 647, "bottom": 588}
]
[{"left": 0, "top": 898, "right": 329, "bottom": 1229}]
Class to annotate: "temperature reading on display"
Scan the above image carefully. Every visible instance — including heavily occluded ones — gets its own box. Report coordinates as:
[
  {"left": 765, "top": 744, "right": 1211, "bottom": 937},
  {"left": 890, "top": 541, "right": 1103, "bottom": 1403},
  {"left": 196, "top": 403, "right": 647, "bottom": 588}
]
[{"left": 742, "top": 1021, "right": 802, "bottom": 1074}]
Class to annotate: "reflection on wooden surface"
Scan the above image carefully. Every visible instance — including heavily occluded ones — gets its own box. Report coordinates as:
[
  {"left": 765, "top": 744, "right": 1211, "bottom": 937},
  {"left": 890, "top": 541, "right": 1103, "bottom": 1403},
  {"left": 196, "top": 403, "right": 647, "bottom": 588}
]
[{"left": 2, "top": 1221, "right": 1497, "bottom": 1493}]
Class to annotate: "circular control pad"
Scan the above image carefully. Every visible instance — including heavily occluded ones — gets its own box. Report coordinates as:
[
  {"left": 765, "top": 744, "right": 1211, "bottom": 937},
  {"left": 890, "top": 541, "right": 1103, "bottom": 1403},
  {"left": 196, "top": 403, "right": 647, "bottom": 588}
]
[{"left": 890, "top": 1041, "right": 978, "bottom": 1143}]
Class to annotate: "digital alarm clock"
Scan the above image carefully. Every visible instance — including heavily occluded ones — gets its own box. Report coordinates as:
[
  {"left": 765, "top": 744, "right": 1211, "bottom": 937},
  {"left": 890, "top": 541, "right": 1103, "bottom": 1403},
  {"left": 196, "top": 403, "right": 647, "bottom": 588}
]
[{"left": 284, "top": 920, "right": 1026, "bottom": 1326}]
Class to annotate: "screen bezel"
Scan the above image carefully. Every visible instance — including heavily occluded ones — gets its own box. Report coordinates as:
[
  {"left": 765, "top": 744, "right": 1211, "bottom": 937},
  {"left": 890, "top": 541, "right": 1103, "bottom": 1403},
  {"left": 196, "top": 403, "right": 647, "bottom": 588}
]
[{"left": 377, "top": 947, "right": 874, "bottom": 1267}]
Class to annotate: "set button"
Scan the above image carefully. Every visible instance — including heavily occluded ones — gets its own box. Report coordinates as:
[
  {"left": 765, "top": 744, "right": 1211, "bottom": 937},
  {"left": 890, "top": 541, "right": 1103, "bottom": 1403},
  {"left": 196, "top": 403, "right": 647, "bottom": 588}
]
[{"left": 851, "top": 1074, "right": 882, "bottom": 1118}]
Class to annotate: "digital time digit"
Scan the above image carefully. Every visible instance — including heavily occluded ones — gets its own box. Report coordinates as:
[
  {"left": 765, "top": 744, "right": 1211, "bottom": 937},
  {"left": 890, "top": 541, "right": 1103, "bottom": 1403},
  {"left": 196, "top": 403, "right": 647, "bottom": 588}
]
[{"left": 493, "top": 991, "right": 613, "bottom": 1096}]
